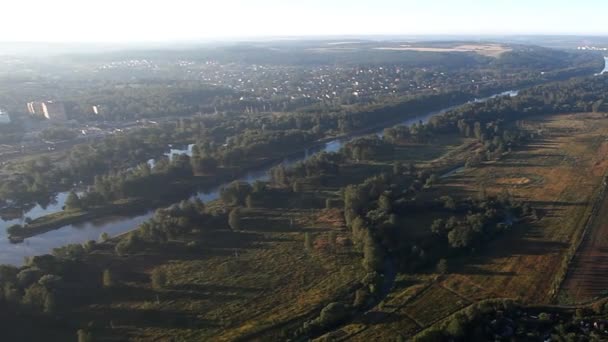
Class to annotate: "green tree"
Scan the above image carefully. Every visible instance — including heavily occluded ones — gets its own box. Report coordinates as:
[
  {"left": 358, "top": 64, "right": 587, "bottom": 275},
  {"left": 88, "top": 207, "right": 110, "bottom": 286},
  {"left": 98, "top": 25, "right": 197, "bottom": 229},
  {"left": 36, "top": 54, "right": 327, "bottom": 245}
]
[
  {"left": 100, "top": 232, "right": 110, "bottom": 242},
  {"left": 430, "top": 219, "right": 445, "bottom": 235},
  {"left": 77, "top": 329, "right": 93, "bottom": 342},
  {"left": 22, "top": 284, "right": 48, "bottom": 311},
  {"left": 245, "top": 195, "right": 254, "bottom": 209},
  {"left": 473, "top": 121, "right": 482, "bottom": 140},
  {"left": 44, "top": 292, "right": 56, "bottom": 314},
  {"left": 378, "top": 193, "right": 392, "bottom": 213},
  {"left": 448, "top": 227, "right": 474, "bottom": 249},
  {"left": 151, "top": 268, "right": 167, "bottom": 290},
  {"left": 65, "top": 191, "right": 82, "bottom": 210},
  {"left": 102, "top": 269, "right": 113, "bottom": 288},
  {"left": 440, "top": 196, "right": 456, "bottom": 210},
  {"left": 228, "top": 208, "right": 241, "bottom": 230},
  {"left": 362, "top": 233, "right": 383, "bottom": 272},
  {"left": 445, "top": 315, "right": 465, "bottom": 338},
  {"left": 425, "top": 174, "right": 438, "bottom": 188},
  {"left": 436, "top": 259, "right": 448, "bottom": 274}
]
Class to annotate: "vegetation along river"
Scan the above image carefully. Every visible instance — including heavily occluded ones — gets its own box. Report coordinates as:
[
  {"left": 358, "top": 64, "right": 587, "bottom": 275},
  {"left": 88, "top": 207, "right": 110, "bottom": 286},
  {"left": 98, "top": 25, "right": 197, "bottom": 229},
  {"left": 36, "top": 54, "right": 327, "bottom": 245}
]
[{"left": 0, "top": 90, "right": 518, "bottom": 265}]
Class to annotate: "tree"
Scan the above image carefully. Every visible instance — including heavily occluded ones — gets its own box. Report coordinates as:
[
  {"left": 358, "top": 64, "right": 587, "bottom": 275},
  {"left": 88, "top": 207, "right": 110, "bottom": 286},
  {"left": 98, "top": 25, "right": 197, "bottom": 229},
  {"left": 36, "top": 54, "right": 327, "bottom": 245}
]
[
  {"left": 100, "top": 232, "right": 110, "bottom": 242},
  {"left": 436, "top": 259, "right": 448, "bottom": 274},
  {"left": 115, "top": 235, "right": 138, "bottom": 256},
  {"left": 378, "top": 193, "right": 392, "bottom": 213},
  {"left": 38, "top": 274, "right": 63, "bottom": 290},
  {"left": 65, "top": 191, "right": 82, "bottom": 210},
  {"left": 245, "top": 195, "right": 254, "bottom": 209},
  {"left": 292, "top": 180, "right": 304, "bottom": 193},
  {"left": 448, "top": 227, "right": 475, "bottom": 249},
  {"left": 44, "top": 292, "right": 56, "bottom": 314},
  {"left": 440, "top": 196, "right": 456, "bottom": 210},
  {"left": 102, "top": 269, "right": 113, "bottom": 288},
  {"left": 252, "top": 180, "right": 266, "bottom": 193},
  {"left": 191, "top": 156, "right": 218, "bottom": 175},
  {"left": 22, "top": 284, "right": 48, "bottom": 311},
  {"left": 151, "top": 268, "right": 167, "bottom": 290},
  {"left": 17, "top": 268, "right": 42, "bottom": 288},
  {"left": 228, "top": 208, "right": 242, "bottom": 230},
  {"left": 353, "top": 288, "right": 369, "bottom": 307},
  {"left": 77, "top": 329, "right": 93, "bottom": 342},
  {"left": 445, "top": 315, "right": 465, "bottom": 338},
  {"left": 473, "top": 121, "right": 482, "bottom": 140},
  {"left": 430, "top": 219, "right": 445, "bottom": 235},
  {"left": 362, "top": 232, "right": 383, "bottom": 272},
  {"left": 425, "top": 174, "right": 438, "bottom": 188},
  {"left": 317, "top": 302, "right": 349, "bottom": 327}
]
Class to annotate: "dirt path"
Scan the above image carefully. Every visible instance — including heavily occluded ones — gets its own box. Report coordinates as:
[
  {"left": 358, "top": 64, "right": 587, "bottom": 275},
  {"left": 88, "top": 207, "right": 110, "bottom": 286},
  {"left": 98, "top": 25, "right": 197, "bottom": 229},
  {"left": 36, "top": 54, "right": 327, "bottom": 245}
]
[{"left": 562, "top": 178, "right": 608, "bottom": 301}]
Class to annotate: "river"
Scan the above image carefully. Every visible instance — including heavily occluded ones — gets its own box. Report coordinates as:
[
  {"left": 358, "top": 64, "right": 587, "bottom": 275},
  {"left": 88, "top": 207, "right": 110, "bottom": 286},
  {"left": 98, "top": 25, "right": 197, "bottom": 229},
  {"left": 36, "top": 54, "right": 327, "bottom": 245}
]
[{"left": 0, "top": 90, "right": 518, "bottom": 265}]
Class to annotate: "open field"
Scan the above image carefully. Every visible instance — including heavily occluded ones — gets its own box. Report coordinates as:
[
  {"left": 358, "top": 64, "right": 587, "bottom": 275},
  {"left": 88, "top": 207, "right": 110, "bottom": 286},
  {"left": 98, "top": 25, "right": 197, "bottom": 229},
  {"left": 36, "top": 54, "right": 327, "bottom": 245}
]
[
  {"left": 438, "top": 113, "right": 608, "bottom": 304},
  {"left": 374, "top": 43, "right": 511, "bottom": 57},
  {"left": 59, "top": 206, "right": 366, "bottom": 341},
  {"left": 317, "top": 112, "right": 608, "bottom": 339}
]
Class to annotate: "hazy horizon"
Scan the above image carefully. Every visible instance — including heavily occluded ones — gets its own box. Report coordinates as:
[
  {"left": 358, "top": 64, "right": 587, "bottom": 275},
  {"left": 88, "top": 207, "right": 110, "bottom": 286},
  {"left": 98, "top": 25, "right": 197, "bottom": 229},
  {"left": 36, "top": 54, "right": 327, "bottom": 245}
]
[{"left": 2, "top": 0, "right": 608, "bottom": 43}]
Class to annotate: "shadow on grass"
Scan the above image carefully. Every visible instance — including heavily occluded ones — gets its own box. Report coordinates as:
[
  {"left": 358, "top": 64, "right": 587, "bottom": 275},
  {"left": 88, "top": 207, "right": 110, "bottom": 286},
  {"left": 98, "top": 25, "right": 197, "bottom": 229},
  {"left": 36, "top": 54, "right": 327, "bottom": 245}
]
[
  {"left": 357, "top": 311, "right": 402, "bottom": 325},
  {"left": 101, "top": 307, "right": 220, "bottom": 329}
]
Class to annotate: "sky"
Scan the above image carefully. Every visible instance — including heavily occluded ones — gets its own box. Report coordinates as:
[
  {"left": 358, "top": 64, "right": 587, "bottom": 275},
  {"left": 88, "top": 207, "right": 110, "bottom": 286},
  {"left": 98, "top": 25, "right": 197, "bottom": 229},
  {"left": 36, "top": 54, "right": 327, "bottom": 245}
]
[{"left": 1, "top": 0, "right": 607, "bottom": 42}]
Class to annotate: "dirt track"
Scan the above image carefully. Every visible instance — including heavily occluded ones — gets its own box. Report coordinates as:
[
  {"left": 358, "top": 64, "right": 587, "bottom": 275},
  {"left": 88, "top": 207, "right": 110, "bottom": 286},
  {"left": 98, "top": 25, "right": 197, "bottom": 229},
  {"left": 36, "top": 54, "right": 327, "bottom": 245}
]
[{"left": 562, "top": 180, "right": 608, "bottom": 301}]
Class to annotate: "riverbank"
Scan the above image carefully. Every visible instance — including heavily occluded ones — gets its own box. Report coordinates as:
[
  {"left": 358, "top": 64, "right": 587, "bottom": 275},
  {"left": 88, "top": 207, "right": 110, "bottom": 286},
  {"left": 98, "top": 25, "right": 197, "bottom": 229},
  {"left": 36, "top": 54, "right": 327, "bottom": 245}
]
[
  {"left": 4, "top": 90, "right": 504, "bottom": 241},
  {"left": 7, "top": 198, "right": 153, "bottom": 241}
]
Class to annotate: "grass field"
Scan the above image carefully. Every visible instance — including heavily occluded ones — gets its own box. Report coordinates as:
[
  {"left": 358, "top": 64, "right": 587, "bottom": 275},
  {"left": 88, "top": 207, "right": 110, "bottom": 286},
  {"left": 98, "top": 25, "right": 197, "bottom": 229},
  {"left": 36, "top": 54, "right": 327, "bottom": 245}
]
[
  {"left": 316, "top": 112, "right": 608, "bottom": 339},
  {"left": 70, "top": 206, "right": 366, "bottom": 341},
  {"left": 21, "top": 112, "right": 608, "bottom": 341},
  {"left": 561, "top": 191, "right": 608, "bottom": 303},
  {"left": 431, "top": 113, "right": 608, "bottom": 303},
  {"left": 374, "top": 43, "right": 511, "bottom": 57}
]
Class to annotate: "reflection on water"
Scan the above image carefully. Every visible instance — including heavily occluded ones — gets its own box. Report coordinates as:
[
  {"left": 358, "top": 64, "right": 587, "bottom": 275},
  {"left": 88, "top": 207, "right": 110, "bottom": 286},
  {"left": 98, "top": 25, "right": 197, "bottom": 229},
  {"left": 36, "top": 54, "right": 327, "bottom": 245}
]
[{"left": 0, "top": 90, "right": 519, "bottom": 265}]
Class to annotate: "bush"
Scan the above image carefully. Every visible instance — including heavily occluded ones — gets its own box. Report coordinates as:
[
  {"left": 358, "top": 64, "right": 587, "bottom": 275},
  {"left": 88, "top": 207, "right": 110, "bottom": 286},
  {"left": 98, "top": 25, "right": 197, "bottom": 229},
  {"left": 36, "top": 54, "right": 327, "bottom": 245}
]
[
  {"left": 115, "top": 235, "right": 141, "bottom": 256},
  {"left": 436, "top": 259, "right": 448, "bottom": 274},
  {"left": 38, "top": 274, "right": 63, "bottom": 290},
  {"left": 17, "top": 268, "right": 42, "bottom": 288},
  {"left": 77, "top": 329, "right": 93, "bottom": 342},
  {"left": 6, "top": 224, "right": 22, "bottom": 235},
  {"left": 318, "top": 302, "right": 349, "bottom": 327},
  {"left": 22, "top": 284, "right": 49, "bottom": 311},
  {"left": 353, "top": 288, "right": 370, "bottom": 307}
]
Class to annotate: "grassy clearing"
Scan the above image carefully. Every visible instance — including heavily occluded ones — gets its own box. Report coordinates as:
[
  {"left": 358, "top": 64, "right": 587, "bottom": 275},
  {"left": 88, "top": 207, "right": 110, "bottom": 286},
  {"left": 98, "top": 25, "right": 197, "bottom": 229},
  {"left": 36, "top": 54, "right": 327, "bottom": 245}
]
[
  {"left": 444, "top": 113, "right": 608, "bottom": 303},
  {"left": 403, "top": 284, "right": 470, "bottom": 327},
  {"left": 80, "top": 206, "right": 365, "bottom": 341},
  {"left": 321, "top": 112, "right": 608, "bottom": 340}
]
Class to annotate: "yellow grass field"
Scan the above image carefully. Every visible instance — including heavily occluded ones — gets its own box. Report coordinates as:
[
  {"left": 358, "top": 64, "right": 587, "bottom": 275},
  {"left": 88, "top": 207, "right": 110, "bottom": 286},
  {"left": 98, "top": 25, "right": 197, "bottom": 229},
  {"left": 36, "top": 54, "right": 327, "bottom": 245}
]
[
  {"left": 321, "top": 112, "right": 608, "bottom": 339},
  {"left": 374, "top": 43, "right": 511, "bottom": 57}
]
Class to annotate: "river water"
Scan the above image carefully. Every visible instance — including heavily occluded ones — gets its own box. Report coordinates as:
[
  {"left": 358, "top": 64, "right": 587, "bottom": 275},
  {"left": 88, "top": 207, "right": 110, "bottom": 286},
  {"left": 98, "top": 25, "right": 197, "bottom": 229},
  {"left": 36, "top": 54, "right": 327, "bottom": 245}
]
[{"left": 0, "top": 90, "right": 518, "bottom": 265}]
